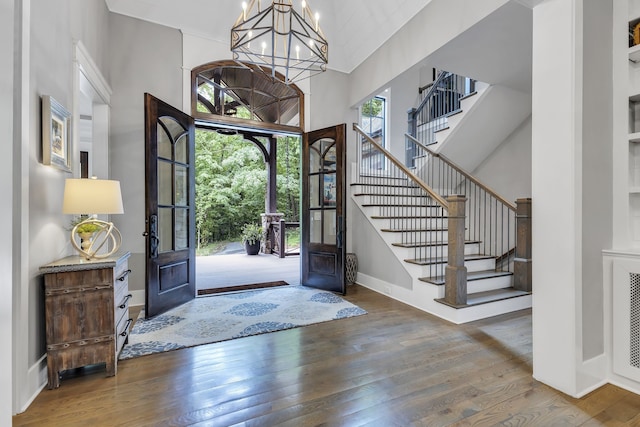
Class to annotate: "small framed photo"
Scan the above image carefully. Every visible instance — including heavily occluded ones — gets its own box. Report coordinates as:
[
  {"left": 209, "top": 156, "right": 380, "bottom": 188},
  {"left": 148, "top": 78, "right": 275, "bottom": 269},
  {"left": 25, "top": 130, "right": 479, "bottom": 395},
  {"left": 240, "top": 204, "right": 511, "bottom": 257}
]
[
  {"left": 42, "top": 95, "right": 71, "bottom": 172},
  {"left": 323, "top": 173, "right": 336, "bottom": 206}
]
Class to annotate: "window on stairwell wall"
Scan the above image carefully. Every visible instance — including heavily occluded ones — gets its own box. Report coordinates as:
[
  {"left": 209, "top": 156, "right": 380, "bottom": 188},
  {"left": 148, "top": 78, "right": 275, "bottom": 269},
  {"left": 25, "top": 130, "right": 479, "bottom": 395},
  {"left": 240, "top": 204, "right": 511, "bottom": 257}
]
[{"left": 360, "top": 92, "right": 387, "bottom": 171}]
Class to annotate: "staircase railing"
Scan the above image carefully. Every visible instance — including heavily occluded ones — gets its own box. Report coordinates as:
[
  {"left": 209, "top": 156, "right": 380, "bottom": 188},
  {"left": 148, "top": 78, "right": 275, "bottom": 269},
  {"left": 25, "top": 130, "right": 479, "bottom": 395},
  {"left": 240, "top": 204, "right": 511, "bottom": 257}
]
[
  {"left": 406, "top": 71, "right": 475, "bottom": 166},
  {"left": 405, "top": 133, "right": 518, "bottom": 278},
  {"left": 354, "top": 124, "right": 471, "bottom": 296}
]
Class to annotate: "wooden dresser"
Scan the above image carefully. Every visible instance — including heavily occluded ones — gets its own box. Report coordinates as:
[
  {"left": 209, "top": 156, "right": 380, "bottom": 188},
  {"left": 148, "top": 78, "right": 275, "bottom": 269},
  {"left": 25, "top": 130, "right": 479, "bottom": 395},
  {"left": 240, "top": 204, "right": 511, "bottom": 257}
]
[{"left": 40, "top": 251, "right": 132, "bottom": 389}]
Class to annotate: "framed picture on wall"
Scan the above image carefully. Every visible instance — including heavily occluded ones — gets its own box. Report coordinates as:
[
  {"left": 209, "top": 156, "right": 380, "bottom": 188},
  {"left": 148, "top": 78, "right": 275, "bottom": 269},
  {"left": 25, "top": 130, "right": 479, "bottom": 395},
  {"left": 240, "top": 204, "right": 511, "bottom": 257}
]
[{"left": 42, "top": 95, "right": 72, "bottom": 172}]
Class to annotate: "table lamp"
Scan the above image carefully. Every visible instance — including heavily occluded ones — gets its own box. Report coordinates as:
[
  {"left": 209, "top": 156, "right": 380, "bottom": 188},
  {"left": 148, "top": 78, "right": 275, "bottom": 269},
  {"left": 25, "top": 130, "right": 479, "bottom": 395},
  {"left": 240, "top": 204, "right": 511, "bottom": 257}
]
[{"left": 62, "top": 177, "right": 124, "bottom": 259}]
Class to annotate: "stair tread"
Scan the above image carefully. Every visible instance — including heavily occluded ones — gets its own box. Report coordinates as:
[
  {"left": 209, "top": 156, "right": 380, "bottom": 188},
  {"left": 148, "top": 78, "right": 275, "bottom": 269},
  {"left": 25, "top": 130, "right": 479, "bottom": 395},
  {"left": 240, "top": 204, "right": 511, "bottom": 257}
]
[
  {"left": 363, "top": 204, "right": 439, "bottom": 208},
  {"left": 353, "top": 193, "right": 432, "bottom": 198},
  {"left": 435, "top": 287, "right": 530, "bottom": 309},
  {"left": 351, "top": 183, "right": 420, "bottom": 189},
  {"left": 357, "top": 175, "right": 408, "bottom": 181},
  {"left": 372, "top": 215, "right": 444, "bottom": 220},
  {"left": 433, "top": 125, "right": 450, "bottom": 134},
  {"left": 419, "top": 269, "right": 512, "bottom": 285},
  {"left": 445, "top": 108, "right": 463, "bottom": 118},
  {"left": 405, "top": 254, "right": 495, "bottom": 266},
  {"left": 459, "top": 90, "right": 478, "bottom": 101},
  {"left": 393, "top": 240, "right": 480, "bottom": 249},
  {"left": 381, "top": 228, "right": 447, "bottom": 233}
]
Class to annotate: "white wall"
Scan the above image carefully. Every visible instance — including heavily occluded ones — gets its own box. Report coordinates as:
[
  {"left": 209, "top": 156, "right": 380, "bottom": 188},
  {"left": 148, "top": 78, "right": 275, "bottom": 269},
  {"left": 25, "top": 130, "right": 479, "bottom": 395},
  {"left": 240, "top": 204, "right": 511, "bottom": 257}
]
[
  {"left": 581, "top": 0, "right": 612, "bottom": 362},
  {"left": 109, "top": 13, "right": 183, "bottom": 294},
  {"left": 348, "top": 0, "right": 510, "bottom": 108},
  {"left": 309, "top": 69, "right": 351, "bottom": 131},
  {"left": 13, "top": 0, "right": 112, "bottom": 413},
  {"left": 2, "top": 0, "right": 15, "bottom": 422},
  {"left": 386, "top": 66, "right": 421, "bottom": 161},
  {"left": 473, "top": 116, "right": 532, "bottom": 202},
  {"left": 351, "top": 207, "right": 413, "bottom": 289}
]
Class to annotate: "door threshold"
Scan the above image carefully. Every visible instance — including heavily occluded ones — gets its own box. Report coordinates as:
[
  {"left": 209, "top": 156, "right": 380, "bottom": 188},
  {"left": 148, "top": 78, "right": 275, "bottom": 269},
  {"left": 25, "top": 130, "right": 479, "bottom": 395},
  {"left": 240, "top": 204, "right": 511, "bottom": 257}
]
[{"left": 197, "top": 280, "right": 289, "bottom": 296}]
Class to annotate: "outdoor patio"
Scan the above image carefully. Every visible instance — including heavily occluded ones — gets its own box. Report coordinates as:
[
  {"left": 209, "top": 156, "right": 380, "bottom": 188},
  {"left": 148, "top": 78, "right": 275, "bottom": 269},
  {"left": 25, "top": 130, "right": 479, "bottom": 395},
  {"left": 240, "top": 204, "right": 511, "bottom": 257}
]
[{"left": 196, "top": 251, "right": 300, "bottom": 292}]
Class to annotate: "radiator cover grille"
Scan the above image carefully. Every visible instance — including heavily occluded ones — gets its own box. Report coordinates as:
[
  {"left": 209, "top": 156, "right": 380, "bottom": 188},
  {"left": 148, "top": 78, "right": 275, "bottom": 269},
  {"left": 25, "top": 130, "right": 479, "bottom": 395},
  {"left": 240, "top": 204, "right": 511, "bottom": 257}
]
[{"left": 632, "top": 273, "right": 640, "bottom": 369}]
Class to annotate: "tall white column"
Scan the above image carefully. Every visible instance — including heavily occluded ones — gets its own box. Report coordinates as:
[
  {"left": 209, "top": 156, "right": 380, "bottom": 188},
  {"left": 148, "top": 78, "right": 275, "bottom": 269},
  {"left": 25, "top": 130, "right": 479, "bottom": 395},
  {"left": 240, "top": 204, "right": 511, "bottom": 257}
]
[
  {"left": 531, "top": 0, "right": 583, "bottom": 396},
  {"left": 0, "top": 0, "right": 14, "bottom": 421}
]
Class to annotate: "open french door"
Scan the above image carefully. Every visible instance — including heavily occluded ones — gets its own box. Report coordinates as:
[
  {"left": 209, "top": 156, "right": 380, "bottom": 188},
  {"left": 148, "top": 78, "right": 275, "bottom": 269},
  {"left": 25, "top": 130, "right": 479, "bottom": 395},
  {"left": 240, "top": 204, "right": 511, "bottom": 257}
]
[
  {"left": 144, "top": 93, "right": 196, "bottom": 317},
  {"left": 301, "top": 124, "right": 347, "bottom": 294}
]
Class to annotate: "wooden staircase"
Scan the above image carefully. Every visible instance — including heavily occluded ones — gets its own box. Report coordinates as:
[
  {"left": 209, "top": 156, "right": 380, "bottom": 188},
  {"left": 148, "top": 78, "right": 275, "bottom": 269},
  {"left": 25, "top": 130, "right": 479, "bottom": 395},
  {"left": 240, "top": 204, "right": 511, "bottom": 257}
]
[
  {"left": 352, "top": 70, "right": 532, "bottom": 323},
  {"left": 350, "top": 172, "right": 531, "bottom": 323}
]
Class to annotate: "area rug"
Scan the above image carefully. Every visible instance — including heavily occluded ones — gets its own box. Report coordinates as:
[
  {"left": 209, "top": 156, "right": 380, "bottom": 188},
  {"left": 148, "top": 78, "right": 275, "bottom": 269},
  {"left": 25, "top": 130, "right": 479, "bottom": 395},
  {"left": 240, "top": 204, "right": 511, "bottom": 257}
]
[
  {"left": 197, "top": 280, "right": 289, "bottom": 296},
  {"left": 119, "top": 286, "right": 367, "bottom": 360}
]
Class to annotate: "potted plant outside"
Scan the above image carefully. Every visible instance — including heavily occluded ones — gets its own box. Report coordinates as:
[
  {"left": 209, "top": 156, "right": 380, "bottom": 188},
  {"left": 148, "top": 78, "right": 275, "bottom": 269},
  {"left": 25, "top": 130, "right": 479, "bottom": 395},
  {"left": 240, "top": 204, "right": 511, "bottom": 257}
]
[{"left": 241, "top": 223, "right": 262, "bottom": 255}]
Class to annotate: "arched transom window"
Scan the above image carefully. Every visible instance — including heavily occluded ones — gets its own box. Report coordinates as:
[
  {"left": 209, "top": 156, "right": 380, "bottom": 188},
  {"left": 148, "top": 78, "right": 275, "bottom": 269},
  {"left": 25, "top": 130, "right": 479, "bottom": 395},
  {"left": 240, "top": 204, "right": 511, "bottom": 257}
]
[{"left": 191, "top": 60, "right": 304, "bottom": 133}]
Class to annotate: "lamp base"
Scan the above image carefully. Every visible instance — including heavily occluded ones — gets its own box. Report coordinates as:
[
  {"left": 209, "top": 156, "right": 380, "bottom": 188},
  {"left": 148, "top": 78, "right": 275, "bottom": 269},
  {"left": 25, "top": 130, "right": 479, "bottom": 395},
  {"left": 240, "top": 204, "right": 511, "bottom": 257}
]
[{"left": 71, "top": 218, "right": 122, "bottom": 259}]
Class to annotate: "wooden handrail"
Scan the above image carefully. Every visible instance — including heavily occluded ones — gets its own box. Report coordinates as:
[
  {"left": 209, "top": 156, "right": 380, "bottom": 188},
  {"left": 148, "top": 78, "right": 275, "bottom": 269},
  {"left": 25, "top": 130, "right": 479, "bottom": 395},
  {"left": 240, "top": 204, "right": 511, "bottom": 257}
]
[
  {"left": 404, "top": 132, "right": 517, "bottom": 211},
  {"left": 353, "top": 124, "right": 449, "bottom": 209}
]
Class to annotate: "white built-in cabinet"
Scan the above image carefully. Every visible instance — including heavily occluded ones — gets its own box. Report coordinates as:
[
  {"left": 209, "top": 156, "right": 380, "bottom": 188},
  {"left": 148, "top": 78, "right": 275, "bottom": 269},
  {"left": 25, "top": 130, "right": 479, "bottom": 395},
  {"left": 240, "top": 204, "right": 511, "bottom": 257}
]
[
  {"left": 629, "top": 5, "right": 640, "bottom": 242},
  {"left": 606, "top": 0, "right": 640, "bottom": 389}
]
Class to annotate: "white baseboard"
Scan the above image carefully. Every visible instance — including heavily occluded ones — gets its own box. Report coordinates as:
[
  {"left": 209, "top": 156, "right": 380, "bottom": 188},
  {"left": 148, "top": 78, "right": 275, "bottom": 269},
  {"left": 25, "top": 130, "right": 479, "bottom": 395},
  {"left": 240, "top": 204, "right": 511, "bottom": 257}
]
[
  {"left": 17, "top": 355, "right": 47, "bottom": 414},
  {"left": 575, "top": 354, "right": 607, "bottom": 398}
]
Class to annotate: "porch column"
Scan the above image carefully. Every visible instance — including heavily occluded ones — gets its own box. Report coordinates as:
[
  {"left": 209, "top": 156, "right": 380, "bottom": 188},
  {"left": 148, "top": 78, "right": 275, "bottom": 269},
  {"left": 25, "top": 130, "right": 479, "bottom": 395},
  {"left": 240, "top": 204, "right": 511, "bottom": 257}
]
[
  {"left": 261, "top": 213, "right": 284, "bottom": 255},
  {"left": 266, "top": 136, "right": 277, "bottom": 214}
]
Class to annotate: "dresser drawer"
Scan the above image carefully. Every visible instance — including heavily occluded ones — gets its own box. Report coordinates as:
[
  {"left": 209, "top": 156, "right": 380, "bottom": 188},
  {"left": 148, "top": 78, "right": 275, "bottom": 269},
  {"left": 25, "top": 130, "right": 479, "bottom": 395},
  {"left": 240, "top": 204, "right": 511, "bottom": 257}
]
[
  {"left": 116, "top": 315, "right": 133, "bottom": 355},
  {"left": 45, "top": 269, "right": 112, "bottom": 292},
  {"left": 114, "top": 290, "right": 132, "bottom": 325},
  {"left": 114, "top": 257, "right": 130, "bottom": 280}
]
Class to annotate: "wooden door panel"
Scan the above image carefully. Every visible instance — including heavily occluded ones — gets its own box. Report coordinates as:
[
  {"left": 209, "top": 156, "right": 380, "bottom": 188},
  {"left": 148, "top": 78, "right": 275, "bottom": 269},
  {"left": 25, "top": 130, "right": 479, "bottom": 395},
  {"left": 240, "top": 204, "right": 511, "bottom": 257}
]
[
  {"left": 144, "top": 93, "right": 196, "bottom": 317},
  {"left": 158, "top": 261, "right": 189, "bottom": 291},
  {"left": 309, "top": 252, "right": 336, "bottom": 275}
]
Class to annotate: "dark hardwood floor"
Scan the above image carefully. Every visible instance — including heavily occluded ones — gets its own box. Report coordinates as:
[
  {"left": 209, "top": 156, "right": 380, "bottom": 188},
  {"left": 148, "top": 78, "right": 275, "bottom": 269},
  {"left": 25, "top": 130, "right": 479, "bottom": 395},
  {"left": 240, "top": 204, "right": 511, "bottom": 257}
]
[{"left": 13, "top": 285, "right": 640, "bottom": 426}]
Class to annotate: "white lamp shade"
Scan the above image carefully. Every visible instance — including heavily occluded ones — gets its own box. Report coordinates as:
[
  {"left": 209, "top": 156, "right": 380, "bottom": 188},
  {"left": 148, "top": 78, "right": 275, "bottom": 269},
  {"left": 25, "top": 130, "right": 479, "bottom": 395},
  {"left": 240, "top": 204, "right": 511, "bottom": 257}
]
[{"left": 63, "top": 178, "right": 124, "bottom": 215}]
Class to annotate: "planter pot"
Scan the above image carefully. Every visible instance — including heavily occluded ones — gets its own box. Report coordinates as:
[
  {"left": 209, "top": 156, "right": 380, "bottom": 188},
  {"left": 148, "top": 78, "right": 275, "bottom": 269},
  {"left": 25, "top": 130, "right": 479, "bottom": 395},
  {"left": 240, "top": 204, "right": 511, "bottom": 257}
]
[
  {"left": 346, "top": 253, "right": 358, "bottom": 284},
  {"left": 244, "top": 241, "right": 261, "bottom": 255}
]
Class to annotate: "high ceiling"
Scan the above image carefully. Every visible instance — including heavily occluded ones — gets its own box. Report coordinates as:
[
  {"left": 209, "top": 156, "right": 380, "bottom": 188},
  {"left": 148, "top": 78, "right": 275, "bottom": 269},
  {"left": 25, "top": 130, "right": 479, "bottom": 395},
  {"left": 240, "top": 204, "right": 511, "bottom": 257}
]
[{"left": 105, "top": 0, "right": 433, "bottom": 74}]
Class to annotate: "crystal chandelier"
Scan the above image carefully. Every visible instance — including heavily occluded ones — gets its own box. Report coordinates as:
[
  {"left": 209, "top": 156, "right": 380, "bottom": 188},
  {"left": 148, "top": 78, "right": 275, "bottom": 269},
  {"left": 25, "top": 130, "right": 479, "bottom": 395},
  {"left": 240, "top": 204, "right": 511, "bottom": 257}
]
[{"left": 230, "top": 0, "right": 328, "bottom": 84}]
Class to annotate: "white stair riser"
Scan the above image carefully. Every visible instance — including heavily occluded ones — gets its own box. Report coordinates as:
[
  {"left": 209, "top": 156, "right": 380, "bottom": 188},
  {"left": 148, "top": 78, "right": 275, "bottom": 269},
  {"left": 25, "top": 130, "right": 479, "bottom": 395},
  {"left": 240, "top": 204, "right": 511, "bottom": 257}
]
[
  {"left": 355, "top": 194, "right": 439, "bottom": 206},
  {"left": 417, "top": 257, "right": 496, "bottom": 277},
  {"left": 394, "top": 242, "right": 480, "bottom": 259},
  {"left": 351, "top": 184, "right": 422, "bottom": 196},
  {"left": 468, "top": 275, "right": 513, "bottom": 294},
  {"left": 370, "top": 205, "right": 444, "bottom": 217},
  {"left": 383, "top": 230, "right": 450, "bottom": 243},
  {"left": 370, "top": 216, "right": 447, "bottom": 230}
]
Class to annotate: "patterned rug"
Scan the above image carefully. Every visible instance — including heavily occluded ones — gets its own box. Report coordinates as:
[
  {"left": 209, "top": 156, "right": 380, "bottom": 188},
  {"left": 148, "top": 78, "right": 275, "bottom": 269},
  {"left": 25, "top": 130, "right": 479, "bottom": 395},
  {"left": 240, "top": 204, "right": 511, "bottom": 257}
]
[{"left": 119, "top": 285, "right": 367, "bottom": 360}]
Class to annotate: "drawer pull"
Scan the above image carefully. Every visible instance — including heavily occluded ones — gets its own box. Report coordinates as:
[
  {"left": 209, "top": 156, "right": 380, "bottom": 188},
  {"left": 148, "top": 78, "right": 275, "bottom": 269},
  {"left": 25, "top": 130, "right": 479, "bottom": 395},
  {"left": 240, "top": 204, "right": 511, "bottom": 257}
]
[
  {"left": 119, "top": 294, "right": 133, "bottom": 309},
  {"left": 117, "top": 269, "right": 132, "bottom": 282},
  {"left": 120, "top": 318, "right": 133, "bottom": 337}
]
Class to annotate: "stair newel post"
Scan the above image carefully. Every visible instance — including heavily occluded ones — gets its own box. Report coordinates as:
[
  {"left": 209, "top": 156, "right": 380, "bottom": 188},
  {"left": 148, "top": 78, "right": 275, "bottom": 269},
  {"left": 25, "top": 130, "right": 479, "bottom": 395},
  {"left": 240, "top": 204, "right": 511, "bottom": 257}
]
[
  {"left": 445, "top": 195, "right": 467, "bottom": 306},
  {"left": 407, "top": 108, "right": 417, "bottom": 166},
  {"left": 514, "top": 198, "right": 532, "bottom": 292}
]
